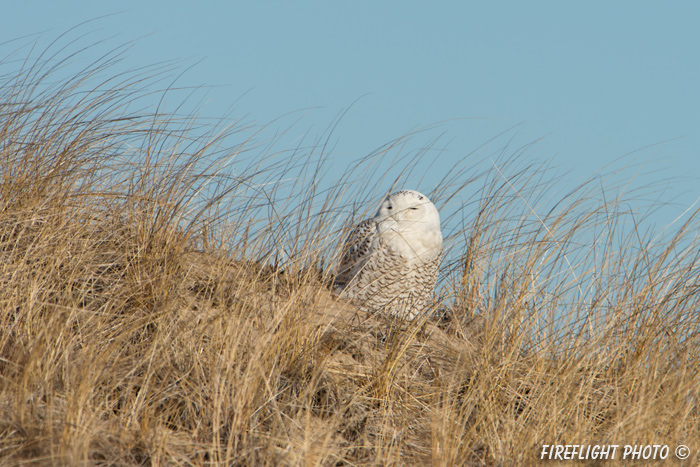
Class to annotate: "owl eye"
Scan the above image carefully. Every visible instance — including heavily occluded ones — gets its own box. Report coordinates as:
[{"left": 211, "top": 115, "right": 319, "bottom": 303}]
[
  {"left": 387, "top": 206, "right": 393, "bottom": 210},
  {"left": 409, "top": 207, "right": 418, "bottom": 210}
]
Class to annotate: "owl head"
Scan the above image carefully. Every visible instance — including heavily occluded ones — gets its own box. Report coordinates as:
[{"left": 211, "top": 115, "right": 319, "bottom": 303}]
[{"left": 375, "top": 190, "right": 441, "bottom": 229}]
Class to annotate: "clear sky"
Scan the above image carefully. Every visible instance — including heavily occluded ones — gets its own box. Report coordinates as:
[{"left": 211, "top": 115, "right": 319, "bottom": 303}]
[{"left": 4, "top": 1, "right": 700, "bottom": 229}]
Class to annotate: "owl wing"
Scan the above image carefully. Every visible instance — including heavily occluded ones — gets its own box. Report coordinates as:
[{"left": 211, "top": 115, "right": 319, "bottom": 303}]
[{"left": 333, "top": 218, "right": 377, "bottom": 293}]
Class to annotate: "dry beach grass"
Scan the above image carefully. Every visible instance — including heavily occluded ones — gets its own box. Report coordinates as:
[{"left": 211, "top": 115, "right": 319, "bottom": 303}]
[{"left": 0, "top": 39, "right": 699, "bottom": 466}]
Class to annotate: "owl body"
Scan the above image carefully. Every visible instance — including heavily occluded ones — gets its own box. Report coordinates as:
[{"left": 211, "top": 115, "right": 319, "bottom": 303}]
[{"left": 334, "top": 190, "right": 443, "bottom": 320}]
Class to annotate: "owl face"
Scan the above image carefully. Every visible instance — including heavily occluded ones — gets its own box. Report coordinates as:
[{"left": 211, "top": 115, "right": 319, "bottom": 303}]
[{"left": 376, "top": 190, "right": 440, "bottom": 229}]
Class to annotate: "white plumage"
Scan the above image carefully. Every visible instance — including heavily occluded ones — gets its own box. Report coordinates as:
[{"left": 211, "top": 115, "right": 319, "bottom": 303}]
[{"left": 333, "top": 190, "right": 443, "bottom": 320}]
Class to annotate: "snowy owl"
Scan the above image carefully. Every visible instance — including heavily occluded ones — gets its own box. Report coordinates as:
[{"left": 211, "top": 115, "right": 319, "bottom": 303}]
[{"left": 333, "top": 190, "right": 443, "bottom": 320}]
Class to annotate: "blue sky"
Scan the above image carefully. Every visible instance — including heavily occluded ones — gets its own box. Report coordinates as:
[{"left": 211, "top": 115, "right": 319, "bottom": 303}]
[{"left": 5, "top": 2, "right": 700, "bottom": 229}]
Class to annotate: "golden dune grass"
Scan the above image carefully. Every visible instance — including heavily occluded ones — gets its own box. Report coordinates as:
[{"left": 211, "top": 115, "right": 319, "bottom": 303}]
[{"left": 0, "top": 40, "right": 698, "bottom": 466}]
